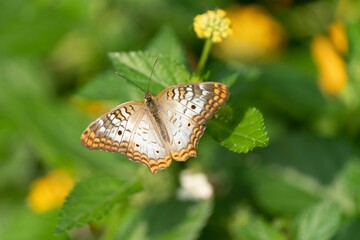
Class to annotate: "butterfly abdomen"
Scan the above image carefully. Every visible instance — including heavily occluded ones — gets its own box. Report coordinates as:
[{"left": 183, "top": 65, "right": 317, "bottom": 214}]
[{"left": 144, "top": 93, "right": 170, "bottom": 144}]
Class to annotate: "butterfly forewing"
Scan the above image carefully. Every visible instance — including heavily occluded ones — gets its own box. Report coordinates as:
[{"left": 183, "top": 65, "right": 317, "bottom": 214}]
[
  {"left": 80, "top": 101, "right": 173, "bottom": 173},
  {"left": 156, "top": 82, "right": 229, "bottom": 161},
  {"left": 81, "top": 102, "right": 144, "bottom": 152},
  {"left": 81, "top": 82, "right": 229, "bottom": 173}
]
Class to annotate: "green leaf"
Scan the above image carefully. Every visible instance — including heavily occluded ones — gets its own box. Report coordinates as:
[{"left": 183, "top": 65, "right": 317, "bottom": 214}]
[
  {"left": 342, "top": 160, "right": 360, "bottom": 198},
  {"left": 260, "top": 131, "right": 353, "bottom": 184},
  {"left": 293, "top": 201, "right": 341, "bottom": 240},
  {"left": 334, "top": 159, "right": 360, "bottom": 212},
  {"left": 208, "top": 106, "right": 269, "bottom": 153},
  {"left": 219, "top": 73, "right": 239, "bottom": 88},
  {"left": 108, "top": 51, "right": 191, "bottom": 94},
  {"left": 115, "top": 200, "right": 213, "bottom": 240},
  {"left": 76, "top": 70, "right": 141, "bottom": 101},
  {"left": 229, "top": 206, "right": 286, "bottom": 240},
  {"left": 146, "top": 26, "right": 186, "bottom": 64},
  {"left": 248, "top": 166, "right": 321, "bottom": 215},
  {"left": 56, "top": 176, "right": 141, "bottom": 233},
  {"left": 235, "top": 219, "right": 286, "bottom": 240}
]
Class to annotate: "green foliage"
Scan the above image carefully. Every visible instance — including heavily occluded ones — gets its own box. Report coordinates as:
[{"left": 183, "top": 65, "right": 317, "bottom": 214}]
[
  {"left": 146, "top": 26, "right": 186, "bottom": 64},
  {"left": 0, "top": 0, "right": 88, "bottom": 57},
  {"left": 235, "top": 219, "right": 285, "bottom": 240},
  {"left": 1, "top": 208, "right": 67, "bottom": 240},
  {"left": 247, "top": 166, "right": 321, "bottom": 215},
  {"left": 77, "top": 70, "right": 133, "bottom": 101},
  {"left": 115, "top": 200, "right": 213, "bottom": 240},
  {"left": 293, "top": 201, "right": 341, "bottom": 240},
  {"left": 56, "top": 176, "right": 141, "bottom": 233},
  {"left": 108, "top": 51, "right": 191, "bottom": 92}
]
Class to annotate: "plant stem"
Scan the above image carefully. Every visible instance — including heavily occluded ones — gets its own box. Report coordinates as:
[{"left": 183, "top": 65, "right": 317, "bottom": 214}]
[{"left": 195, "top": 38, "right": 213, "bottom": 78}]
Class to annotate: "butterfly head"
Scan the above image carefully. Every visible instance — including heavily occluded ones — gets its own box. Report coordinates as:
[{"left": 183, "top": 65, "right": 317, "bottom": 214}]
[{"left": 144, "top": 93, "right": 156, "bottom": 108}]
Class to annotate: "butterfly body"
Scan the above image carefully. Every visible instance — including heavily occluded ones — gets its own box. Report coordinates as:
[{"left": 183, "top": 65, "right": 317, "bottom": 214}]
[
  {"left": 81, "top": 82, "right": 229, "bottom": 173},
  {"left": 143, "top": 93, "right": 170, "bottom": 143}
]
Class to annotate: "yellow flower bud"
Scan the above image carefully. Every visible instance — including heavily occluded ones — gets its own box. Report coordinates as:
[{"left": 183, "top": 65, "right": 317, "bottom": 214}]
[
  {"left": 311, "top": 35, "right": 347, "bottom": 95},
  {"left": 329, "top": 21, "right": 348, "bottom": 55}
]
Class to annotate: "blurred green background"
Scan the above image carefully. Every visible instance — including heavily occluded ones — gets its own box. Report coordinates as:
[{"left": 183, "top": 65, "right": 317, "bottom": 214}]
[{"left": 1, "top": 0, "right": 360, "bottom": 239}]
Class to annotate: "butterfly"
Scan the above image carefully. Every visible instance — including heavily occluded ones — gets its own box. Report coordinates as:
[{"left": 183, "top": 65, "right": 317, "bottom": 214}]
[{"left": 81, "top": 82, "right": 229, "bottom": 173}]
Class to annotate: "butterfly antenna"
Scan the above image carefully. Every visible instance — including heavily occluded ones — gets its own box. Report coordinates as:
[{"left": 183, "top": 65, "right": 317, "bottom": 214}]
[
  {"left": 116, "top": 72, "right": 146, "bottom": 94},
  {"left": 147, "top": 57, "right": 158, "bottom": 93}
]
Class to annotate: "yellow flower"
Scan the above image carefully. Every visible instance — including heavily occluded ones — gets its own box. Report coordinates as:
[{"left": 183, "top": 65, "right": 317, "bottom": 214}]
[
  {"left": 213, "top": 5, "right": 285, "bottom": 62},
  {"left": 311, "top": 35, "right": 347, "bottom": 95},
  {"left": 27, "top": 169, "right": 74, "bottom": 213},
  {"left": 193, "top": 9, "right": 233, "bottom": 43},
  {"left": 329, "top": 21, "right": 348, "bottom": 55}
]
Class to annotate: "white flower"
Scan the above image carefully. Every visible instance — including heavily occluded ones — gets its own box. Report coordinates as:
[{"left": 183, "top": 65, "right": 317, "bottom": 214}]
[{"left": 177, "top": 170, "right": 213, "bottom": 201}]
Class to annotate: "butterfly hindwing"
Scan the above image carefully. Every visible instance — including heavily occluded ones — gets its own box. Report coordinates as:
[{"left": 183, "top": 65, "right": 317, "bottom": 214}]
[
  {"left": 159, "top": 108, "right": 206, "bottom": 161},
  {"left": 126, "top": 113, "right": 172, "bottom": 173}
]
